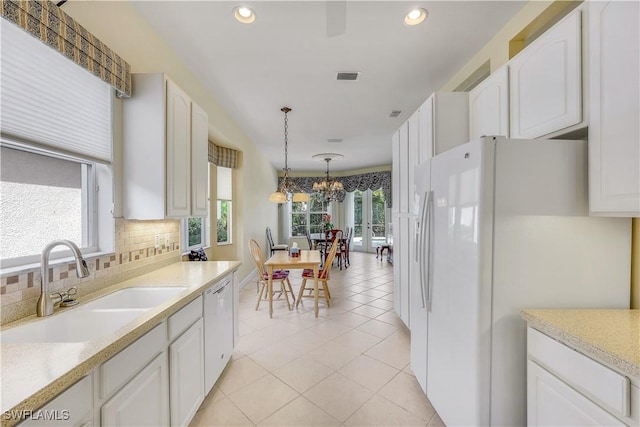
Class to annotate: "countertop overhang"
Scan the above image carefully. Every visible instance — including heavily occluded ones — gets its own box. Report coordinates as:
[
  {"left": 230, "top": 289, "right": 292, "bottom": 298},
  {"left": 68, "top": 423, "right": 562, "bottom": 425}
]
[
  {"left": 521, "top": 308, "right": 640, "bottom": 379},
  {"left": 0, "top": 260, "right": 241, "bottom": 421}
]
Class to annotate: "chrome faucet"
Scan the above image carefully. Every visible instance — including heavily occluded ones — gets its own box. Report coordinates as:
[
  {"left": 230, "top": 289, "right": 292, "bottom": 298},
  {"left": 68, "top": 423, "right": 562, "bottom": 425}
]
[{"left": 37, "top": 240, "right": 90, "bottom": 317}]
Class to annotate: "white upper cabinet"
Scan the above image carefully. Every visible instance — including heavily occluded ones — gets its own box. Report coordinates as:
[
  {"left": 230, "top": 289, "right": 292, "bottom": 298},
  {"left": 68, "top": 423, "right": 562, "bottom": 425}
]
[
  {"left": 398, "top": 121, "right": 410, "bottom": 214},
  {"left": 419, "top": 92, "right": 469, "bottom": 159},
  {"left": 588, "top": 0, "right": 640, "bottom": 216},
  {"left": 469, "top": 66, "right": 509, "bottom": 140},
  {"left": 123, "top": 73, "right": 209, "bottom": 219},
  {"left": 510, "top": 10, "right": 582, "bottom": 139},
  {"left": 391, "top": 130, "right": 401, "bottom": 214},
  {"left": 191, "top": 102, "right": 209, "bottom": 217}
]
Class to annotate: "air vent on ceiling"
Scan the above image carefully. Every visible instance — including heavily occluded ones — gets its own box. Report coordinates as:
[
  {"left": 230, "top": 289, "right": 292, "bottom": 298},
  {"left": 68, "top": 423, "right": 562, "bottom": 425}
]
[
  {"left": 327, "top": 138, "right": 343, "bottom": 143},
  {"left": 389, "top": 110, "right": 402, "bottom": 118},
  {"left": 336, "top": 72, "right": 359, "bottom": 81}
]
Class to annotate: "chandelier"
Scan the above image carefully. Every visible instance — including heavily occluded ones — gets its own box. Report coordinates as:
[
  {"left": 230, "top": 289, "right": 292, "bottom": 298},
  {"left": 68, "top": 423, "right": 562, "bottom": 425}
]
[
  {"left": 313, "top": 153, "right": 344, "bottom": 202},
  {"left": 269, "top": 107, "right": 310, "bottom": 203}
]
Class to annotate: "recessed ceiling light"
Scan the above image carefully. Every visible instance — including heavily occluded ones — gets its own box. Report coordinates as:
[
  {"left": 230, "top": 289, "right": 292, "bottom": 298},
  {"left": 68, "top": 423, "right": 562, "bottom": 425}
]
[
  {"left": 234, "top": 6, "right": 256, "bottom": 24},
  {"left": 404, "top": 8, "right": 428, "bottom": 26}
]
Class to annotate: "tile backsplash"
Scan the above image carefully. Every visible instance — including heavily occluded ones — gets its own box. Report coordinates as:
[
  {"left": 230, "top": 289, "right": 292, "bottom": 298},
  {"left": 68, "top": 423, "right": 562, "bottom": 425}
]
[{"left": 0, "top": 218, "right": 182, "bottom": 325}]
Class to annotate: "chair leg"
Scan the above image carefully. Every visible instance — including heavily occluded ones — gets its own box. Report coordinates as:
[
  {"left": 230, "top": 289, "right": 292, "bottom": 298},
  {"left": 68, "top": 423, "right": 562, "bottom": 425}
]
[
  {"left": 255, "top": 282, "right": 265, "bottom": 310},
  {"left": 286, "top": 278, "right": 296, "bottom": 306},
  {"left": 296, "top": 278, "right": 307, "bottom": 307},
  {"left": 322, "top": 280, "right": 331, "bottom": 306},
  {"left": 280, "top": 280, "right": 292, "bottom": 310}
]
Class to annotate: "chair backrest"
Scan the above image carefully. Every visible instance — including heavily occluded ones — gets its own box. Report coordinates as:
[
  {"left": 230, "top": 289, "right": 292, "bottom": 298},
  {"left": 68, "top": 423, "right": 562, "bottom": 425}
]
[
  {"left": 324, "top": 229, "right": 342, "bottom": 243},
  {"left": 306, "top": 230, "right": 313, "bottom": 250},
  {"left": 265, "top": 227, "right": 275, "bottom": 249},
  {"left": 248, "top": 239, "right": 267, "bottom": 277},
  {"left": 321, "top": 235, "right": 341, "bottom": 279}
]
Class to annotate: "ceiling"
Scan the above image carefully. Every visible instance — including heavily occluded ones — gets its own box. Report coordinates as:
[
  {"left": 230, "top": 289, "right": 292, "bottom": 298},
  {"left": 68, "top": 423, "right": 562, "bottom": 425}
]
[{"left": 131, "top": 1, "right": 525, "bottom": 173}]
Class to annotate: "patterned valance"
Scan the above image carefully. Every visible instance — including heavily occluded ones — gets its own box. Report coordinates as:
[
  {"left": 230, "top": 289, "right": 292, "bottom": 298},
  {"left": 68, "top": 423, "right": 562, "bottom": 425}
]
[
  {"left": 208, "top": 141, "right": 239, "bottom": 169},
  {"left": 1, "top": 0, "right": 132, "bottom": 97},
  {"left": 279, "top": 171, "right": 392, "bottom": 207}
]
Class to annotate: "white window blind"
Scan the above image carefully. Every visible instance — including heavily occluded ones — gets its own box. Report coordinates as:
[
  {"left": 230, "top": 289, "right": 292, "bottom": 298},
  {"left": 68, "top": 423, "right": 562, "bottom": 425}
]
[
  {"left": 0, "top": 20, "right": 112, "bottom": 162},
  {"left": 217, "top": 167, "right": 232, "bottom": 200}
]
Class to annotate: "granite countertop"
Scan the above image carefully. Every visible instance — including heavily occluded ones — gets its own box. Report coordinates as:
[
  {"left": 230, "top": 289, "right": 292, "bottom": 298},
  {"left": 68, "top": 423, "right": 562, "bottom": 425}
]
[
  {"left": 521, "top": 309, "right": 640, "bottom": 379},
  {"left": 0, "top": 260, "right": 241, "bottom": 422}
]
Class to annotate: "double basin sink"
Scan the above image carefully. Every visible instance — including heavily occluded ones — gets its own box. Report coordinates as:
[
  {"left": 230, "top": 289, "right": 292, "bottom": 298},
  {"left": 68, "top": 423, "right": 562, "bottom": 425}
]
[{"left": 0, "top": 286, "right": 187, "bottom": 344}]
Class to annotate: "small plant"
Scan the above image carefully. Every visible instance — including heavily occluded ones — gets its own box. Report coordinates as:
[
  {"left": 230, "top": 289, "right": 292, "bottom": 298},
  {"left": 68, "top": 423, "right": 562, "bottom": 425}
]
[{"left": 324, "top": 214, "right": 333, "bottom": 231}]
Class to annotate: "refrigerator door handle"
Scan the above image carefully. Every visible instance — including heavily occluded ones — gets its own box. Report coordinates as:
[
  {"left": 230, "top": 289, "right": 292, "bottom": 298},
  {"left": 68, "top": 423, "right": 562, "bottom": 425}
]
[
  {"left": 417, "top": 191, "right": 428, "bottom": 309},
  {"left": 424, "top": 190, "right": 434, "bottom": 312}
]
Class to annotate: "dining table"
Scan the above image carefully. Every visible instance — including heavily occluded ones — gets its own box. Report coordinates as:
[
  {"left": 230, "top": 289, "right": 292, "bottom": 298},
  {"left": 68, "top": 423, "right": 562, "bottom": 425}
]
[{"left": 264, "top": 249, "right": 322, "bottom": 318}]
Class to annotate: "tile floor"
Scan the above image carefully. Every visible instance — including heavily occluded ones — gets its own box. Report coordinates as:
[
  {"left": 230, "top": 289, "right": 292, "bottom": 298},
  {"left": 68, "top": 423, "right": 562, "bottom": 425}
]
[{"left": 190, "top": 252, "right": 445, "bottom": 427}]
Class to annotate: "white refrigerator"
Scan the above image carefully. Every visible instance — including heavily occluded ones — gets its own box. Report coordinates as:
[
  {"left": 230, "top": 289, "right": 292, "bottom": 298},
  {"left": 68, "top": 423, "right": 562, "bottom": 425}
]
[{"left": 409, "top": 136, "right": 631, "bottom": 426}]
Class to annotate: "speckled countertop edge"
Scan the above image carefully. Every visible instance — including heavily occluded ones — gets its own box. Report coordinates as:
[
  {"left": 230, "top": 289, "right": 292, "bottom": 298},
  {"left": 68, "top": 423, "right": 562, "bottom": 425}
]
[
  {"left": 521, "top": 309, "right": 640, "bottom": 379},
  {"left": 0, "top": 260, "right": 241, "bottom": 426}
]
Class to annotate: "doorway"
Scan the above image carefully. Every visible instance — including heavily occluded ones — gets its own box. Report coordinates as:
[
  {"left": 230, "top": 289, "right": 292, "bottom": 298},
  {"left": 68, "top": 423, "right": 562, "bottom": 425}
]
[{"left": 350, "top": 189, "right": 388, "bottom": 253}]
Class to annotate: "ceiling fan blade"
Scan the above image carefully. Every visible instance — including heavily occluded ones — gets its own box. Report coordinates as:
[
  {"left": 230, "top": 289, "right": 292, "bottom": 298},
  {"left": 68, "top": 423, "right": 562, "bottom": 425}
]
[{"left": 326, "top": 1, "right": 346, "bottom": 37}]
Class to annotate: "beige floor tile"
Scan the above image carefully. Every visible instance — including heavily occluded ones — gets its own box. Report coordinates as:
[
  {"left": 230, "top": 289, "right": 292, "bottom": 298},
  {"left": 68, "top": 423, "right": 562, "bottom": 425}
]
[
  {"left": 303, "top": 372, "right": 374, "bottom": 422},
  {"left": 307, "top": 340, "right": 362, "bottom": 370},
  {"left": 215, "top": 356, "right": 269, "bottom": 395},
  {"left": 200, "top": 385, "right": 225, "bottom": 409},
  {"left": 248, "top": 342, "right": 304, "bottom": 372},
  {"left": 227, "top": 373, "right": 299, "bottom": 424},
  {"left": 257, "top": 396, "right": 340, "bottom": 426},
  {"left": 350, "top": 304, "right": 388, "bottom": 319},
  {"left": 366, "top": 298, "right": 394, "bottom": 311},
  {"left": 273, "top": 355, "right": 334, "bottom": 393},
  {"left": 306, "top": 319, "right": 353, "bottom": 339},
  {"left": 287, "top": 329, "right": 331, "bottom": 353},
  {"left": 344, "top": 394, "right": 426, "bottom": 427},
  {"left": 375, "top": 310, "right": 406, "bottom": 326},
  {"left": 360, "top": 289, "right": 389, "bottom": 298},
  {"left": 378, "top": 372, "right": 436, "bottom": 422},
  {"left": 364, "top": 338, "right": 410, "bottom": 370},
  {"left": 346, "top": 284, "right": 370, "bottom": 293},
  {"left": 338, "top": 355, "right": 399, "bottom": 391},
  {"left": 189, "top": 397, "right": 253, "bottom": 427},
  {"left": 323, "top": 311, "right": 370, "bottom": 328},
  {"left": 427, "top": 413, "right": 446, "bottom": 426},
  {"left": 331, "top": 329, "right": 382, "bottom": 353},
  {"left": 347, "top": 293, "right": 379, "bottom": 304},
  {"left": 385, "top": 327, "right": 411, "bottom": 348},
  {"left": 380, "top": 293, "right": 395, "bottom": 302},
  {"left": 356, "top": 319, "right": 398, "bottom": 339}
]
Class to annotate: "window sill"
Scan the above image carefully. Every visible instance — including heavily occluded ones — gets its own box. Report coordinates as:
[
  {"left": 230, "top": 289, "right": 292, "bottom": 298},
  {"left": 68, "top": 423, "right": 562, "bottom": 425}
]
[
  {"left": 216, "top": 242, "right": 232, "bottom": 247},
  {"left": 0, "top": 250, "right": 115, "bottom": 277}
]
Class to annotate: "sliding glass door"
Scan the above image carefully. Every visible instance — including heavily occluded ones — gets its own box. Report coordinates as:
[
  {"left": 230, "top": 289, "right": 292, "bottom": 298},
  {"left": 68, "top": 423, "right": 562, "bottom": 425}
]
[{"left": 351, "top": 189, "right": 387, "bottom": 253}]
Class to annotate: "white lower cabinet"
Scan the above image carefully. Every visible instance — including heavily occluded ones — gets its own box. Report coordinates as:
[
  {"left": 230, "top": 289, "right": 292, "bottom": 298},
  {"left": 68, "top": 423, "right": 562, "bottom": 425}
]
[
  {"left": 527, "top": 327, "right": 639, "bottom": 426},
  {"left": 527, "top": 360, "right": 624, "bottom": 426},
  {"left": 169, "top": 318, "right": 205, "bottom": 427},
  {"left": 19, "top": 375, "right": 93, "bottom": 427},
  {"left": 101, "top": 353, "right": 170, "bottom": 427}
]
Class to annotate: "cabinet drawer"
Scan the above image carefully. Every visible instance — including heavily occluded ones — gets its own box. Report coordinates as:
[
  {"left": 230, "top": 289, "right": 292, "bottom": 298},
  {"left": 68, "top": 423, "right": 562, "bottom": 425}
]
[
  {"left": 100, "top": 322, "right": 166, "bottom": 399},
  {"left": 168, "top": 295, "right": 202, "bottom": 342},
  {"left": 19, "top": 375, "right": 93, "bottom": 427},
  {"left": 527, "top": 328, "right": 630, "bottom": 417}
]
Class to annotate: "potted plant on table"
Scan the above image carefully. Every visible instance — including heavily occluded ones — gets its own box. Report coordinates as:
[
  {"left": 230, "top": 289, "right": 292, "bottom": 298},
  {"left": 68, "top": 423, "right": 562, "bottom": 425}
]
[{"left": 324, "top": 214, "right": 333, "bottom": 231}]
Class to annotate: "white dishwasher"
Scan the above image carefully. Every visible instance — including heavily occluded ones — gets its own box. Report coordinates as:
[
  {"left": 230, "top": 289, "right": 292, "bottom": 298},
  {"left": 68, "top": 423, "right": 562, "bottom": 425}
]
[{"left": 204, "top": 275, "right": 234, "bottom": 393}]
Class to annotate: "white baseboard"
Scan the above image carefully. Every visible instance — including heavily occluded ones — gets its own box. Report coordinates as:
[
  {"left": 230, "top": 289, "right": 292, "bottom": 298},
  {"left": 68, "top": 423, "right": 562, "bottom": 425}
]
[{"left": 238, "top": 268, "right": 258, "bottom": 290}]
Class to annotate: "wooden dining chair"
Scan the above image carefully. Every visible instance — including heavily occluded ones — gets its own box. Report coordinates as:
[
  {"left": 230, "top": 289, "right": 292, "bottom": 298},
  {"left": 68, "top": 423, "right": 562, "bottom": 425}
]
[
  {"left": 296, "top": 237, "right": 340, "bottom": 308},
  {"left": 340, "top": 227, "right": 352, "bottom": 268},
  {"left": 305, "top": 230, "right": 314, "bottom": 250},
  {"left": 323, "top": 229, "right": 343, "bottom": 268},
  {"left": 248, "top": 239, "right": 295, "bottom": 311},
  {"left": 266, "top": 227, "right": 288, "bottom": 256}
]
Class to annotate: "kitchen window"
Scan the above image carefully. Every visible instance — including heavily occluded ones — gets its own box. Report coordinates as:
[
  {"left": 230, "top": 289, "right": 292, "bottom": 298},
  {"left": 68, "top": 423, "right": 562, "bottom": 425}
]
[
  {"left": 182, "top": 168, "right": 211, "bottom": 252},
  {"left": 0, "top": 20, "right": 114, "bottom": 270},
  {"left": 290, "top": 194, "right": 330, "bottom": 237},
  {"left": 216, "top": 167, "right": 232, "bottom": 245}
]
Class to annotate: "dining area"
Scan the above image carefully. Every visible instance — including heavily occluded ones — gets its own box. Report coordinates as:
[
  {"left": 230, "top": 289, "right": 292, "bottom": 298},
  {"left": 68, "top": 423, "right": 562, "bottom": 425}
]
[{"left": 251, "top": 226, "right": 354, "bottom": 319}]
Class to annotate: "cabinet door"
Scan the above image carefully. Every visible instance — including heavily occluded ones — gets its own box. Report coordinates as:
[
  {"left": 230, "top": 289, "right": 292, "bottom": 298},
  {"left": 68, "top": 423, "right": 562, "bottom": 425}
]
[
  {"left": 166, "top": 79, "right": 192, "bottom": 218},
  {"left": 191, "top": 101, "right": 209, "bottom": 217},
  {"left": 170, "top": 318, "right": 205, "bottom": 427},
  {"left": 510, "top": 10, "right": 582, "bottom": 139},
  {"left": 392, "top": 214, "right": 401, "bottom": 317},
  {"left": 588, "top": 0, "right": 640, "bottom": 216},
  {"left": 19, "top": 376, "right": 93, "bottom": 427},
  {"left": 527, "top": 360, "right": 624, "bottom": 426},
  {"left": 391, "top": 131, "right": 400, "bottom": 215},
  {"left": 408, "top": 111, "right": 420, "bottom": 215},
  {"left": 398, "top": 122, "right": 410, "bottom": 214},
  {"left": 469, "top": 66, "right": 509, "bottom": 140},
  {"left": 101, "top": 353, "right": 170, "bottom": 427},
  {"left": 399, "top": 216, "right": 410, "bottom": 328},
  {"left": 418, "top": 96, "right": 434, "bottom": 163}
]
